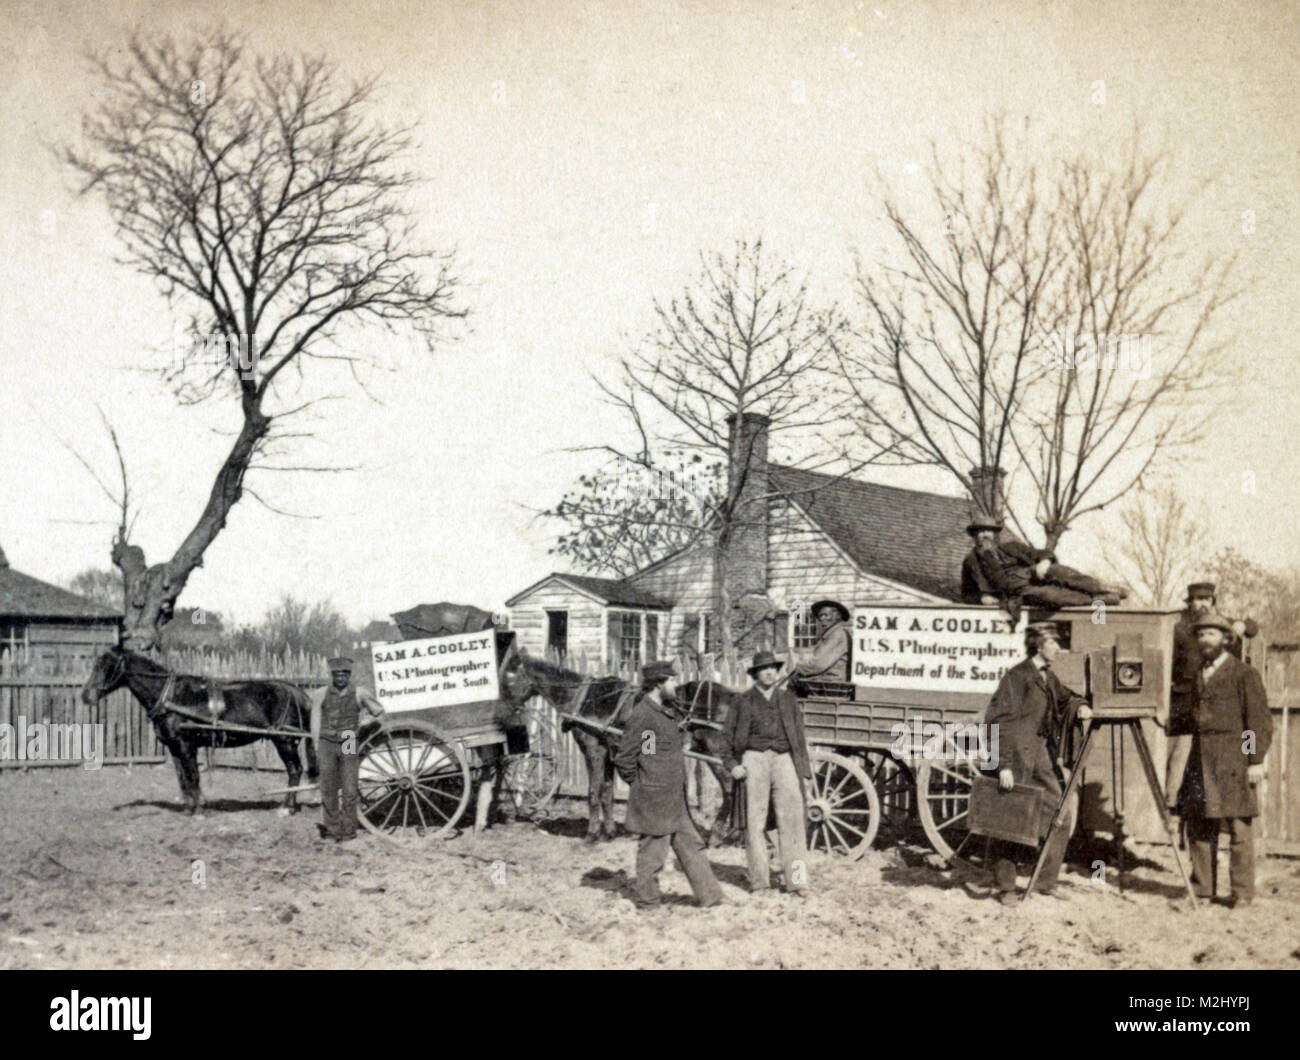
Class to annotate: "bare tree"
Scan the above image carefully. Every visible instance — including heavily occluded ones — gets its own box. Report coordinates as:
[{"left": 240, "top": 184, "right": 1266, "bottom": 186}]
[
  {"left": 62, "top": 29, "right": 464, "bottom": 648},
  {"left": 66, "top": 567, "right": 126, "bottom": 611},
  {"left": 1103, "top": 483, "right": 1209, "bottom": 607},
  {"left": 580, "top": 237, "right": 872, "bottom": 652},
  {"left": 841, "top": 119, "right": 1235, "bottom": 551}
]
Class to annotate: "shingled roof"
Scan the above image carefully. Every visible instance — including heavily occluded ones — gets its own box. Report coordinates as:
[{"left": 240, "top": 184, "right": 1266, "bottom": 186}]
[
  {"left": 0, "top": 566, "right": 122, "bottom": 621},
  {"left": 769, "top": 464, "right": 971, "bottom": 601},
  {"left": 506, "top": 573, "right": 673, "bottom": 609}
]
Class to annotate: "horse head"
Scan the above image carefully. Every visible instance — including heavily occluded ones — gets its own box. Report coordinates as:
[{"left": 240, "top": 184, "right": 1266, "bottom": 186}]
[{"left": 81, "top": 645, "right": 133, "bottom": 705}]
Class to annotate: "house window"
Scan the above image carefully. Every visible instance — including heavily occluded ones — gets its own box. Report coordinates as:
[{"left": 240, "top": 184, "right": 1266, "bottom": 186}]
[
  {"left": 606, "top": 610, "right": 666, "bottom": 672},
  {"left": 790, "top": 607, "right": 820, "bottom": 651},
  {"left": 0, "top": 621, "right": 28, "bottom": 658},
  {"left": 545, "top": 610, "right": 568, "bottom": 659}
]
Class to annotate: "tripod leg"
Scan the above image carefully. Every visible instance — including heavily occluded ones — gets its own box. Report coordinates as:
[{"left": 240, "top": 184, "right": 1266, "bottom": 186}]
[
  {"left": 1129, "top": 721, "right": 1198, "bottom": 907},
  {"left": 1024, "top": 722, "right": 1096, "bottom": 901}
]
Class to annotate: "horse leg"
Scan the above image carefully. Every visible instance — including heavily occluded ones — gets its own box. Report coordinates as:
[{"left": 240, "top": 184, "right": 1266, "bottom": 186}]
[
  {"left": 600, "top": 746, "right": 617, "bottom": 840},
  {"left": 707, "top": 763, "right": 734, "bottom": 847},
  {"left": 271, "top": 737, "right": 304, "bottom": 816},
  {"left": 176, "top": 741, "right": 203, "bottom": 816},
  {"left": 577, "top": 733, "right": 602, "bottom": 843}
]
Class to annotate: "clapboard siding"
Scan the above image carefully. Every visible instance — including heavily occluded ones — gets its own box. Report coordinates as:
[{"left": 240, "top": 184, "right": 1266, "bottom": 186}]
[
  {"left": 624, "top": 545, "right": 714, "bottom": 654},
  {"left": 508, "top": 586, "right": 605, "bottom": 662}
]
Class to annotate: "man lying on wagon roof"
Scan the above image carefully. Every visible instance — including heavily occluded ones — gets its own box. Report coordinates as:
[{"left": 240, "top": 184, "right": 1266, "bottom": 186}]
[{"left": 960, "top": 517, "right": 1128, "bottom": 624}]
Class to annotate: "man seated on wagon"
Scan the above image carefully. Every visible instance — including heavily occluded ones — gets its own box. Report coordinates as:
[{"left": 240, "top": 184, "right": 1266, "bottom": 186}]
[
  {"left": 791, "top": 599, "right": 852, "bottom": 685},
  {"left": 960, "top": 518, "right": 1128, "bottom": 623}
]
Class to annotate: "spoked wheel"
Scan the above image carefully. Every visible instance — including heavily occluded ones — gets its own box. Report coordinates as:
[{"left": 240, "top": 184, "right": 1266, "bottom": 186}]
[
  {"left": 861, "top": 750, "right": 915, "bottom": 846},
  {"left": 501, "top": 701, "right": 563, "bottom": 819},
  {"left": 356, "top": 720, "right": 471, "bottom": 840},
  {"left": 805, "top": 748, "right": 880, "bottom": 860},
  {"left": 914, "top": 757, "right": 984, "bottom": 868}
]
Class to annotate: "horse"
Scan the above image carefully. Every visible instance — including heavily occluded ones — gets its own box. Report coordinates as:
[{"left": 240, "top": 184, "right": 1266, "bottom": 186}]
[
  {"left": 81, "top": 646, "right": 319, "bottom": 817},
  {"left": 500, "top": 651, "right": 743, "bottom": 845}
]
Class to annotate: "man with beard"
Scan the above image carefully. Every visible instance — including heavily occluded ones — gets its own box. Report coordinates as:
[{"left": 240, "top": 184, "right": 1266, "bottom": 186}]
[
  {"left": 614, "top": 660, "right": 723, "bottom": 909},
  {"left": 1166, "top": 582, "right": 1259, "bottom": 804},
  {"left": 960, "top": 518, "right": 1127, "bottom": 623},
  {"left": 1175, "top": 612, "right": 1271, "bottom": 907},
  {"left": 792, "top": 599, "right": 852, "bottom": 683}
]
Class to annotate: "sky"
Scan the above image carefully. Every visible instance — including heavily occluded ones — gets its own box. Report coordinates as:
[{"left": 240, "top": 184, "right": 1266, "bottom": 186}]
[{"left": 1, "top": 0, "right": 1297, "bottom": 626}]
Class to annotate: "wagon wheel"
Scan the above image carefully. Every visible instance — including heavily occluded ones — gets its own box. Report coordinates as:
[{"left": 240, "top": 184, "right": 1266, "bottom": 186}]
[
  {"left": 501, "top": 702, "right": 563, "bottom": 819},
  {"left": 805, "top": 748, "right": 880, "bottom": 860},
  {"left": 914, "top": 757, "right": 984, "bottom": 868},
  {"left": 860, "top": 749, "right": 915, "bottom": 845},
  {"left": 356, "top": 720, "right": 471, "bottom": 840}
]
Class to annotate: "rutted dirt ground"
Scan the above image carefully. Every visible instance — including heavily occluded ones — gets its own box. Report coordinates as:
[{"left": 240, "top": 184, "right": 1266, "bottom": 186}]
[{"left": 1, "top": 766, "right": 1298, "bottom": 969}]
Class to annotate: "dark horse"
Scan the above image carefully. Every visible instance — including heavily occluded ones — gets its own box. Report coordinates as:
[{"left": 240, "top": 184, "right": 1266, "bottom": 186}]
[
  {"left": 82, "top": 646, "right": 319, "bottom": 816},
  {"left": 502, "top": 652, "right": 744, "bottom": 845}
]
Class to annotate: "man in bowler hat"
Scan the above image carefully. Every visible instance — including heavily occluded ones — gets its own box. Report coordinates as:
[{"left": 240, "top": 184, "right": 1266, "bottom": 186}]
[
  {"left": 722, "top": 651, "right": 812, "bottom": 895},
  {"left": 310, "top": 656, "right": 385, "bottom": 842},
  {"left": 1175, "top": 612, "right": 1271, "bottom": 906},
  {"left": 614, "top": 660, "right": 723, "bottom": 908}
]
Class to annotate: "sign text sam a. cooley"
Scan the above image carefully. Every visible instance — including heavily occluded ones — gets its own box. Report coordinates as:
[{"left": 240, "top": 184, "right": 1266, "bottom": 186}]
[
  {"left": 372, "top": 631, "right": 499, "bottom": 713},
  {"left": 852, "top": 607, "right": 1026, "bottom": 694}
]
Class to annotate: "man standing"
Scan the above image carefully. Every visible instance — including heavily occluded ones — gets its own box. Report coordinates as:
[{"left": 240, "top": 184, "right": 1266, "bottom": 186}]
[
  {"left": 961, "top": 519, "right": 1126, "bottom": 622},
  {"left": 613, "top": 660, "right": 723, "bottom": 909},
  {"left": 1176, "top": 613, "right": 1271, "bottom": 907},
  {"left": 722, "top": 651, "right": 812, "bottom": 896},
  {"left": 310, "top": 656, "right": 385, "bottom": 843},
  {"left": 982, "top": 622, "right": 1092, "bottom": 902},
  {"left": 1166, "top": 583, "right": 1259, "bottom": 804},
  {"left": 792, "top": 600, "right": 852, "bottom": 683}
]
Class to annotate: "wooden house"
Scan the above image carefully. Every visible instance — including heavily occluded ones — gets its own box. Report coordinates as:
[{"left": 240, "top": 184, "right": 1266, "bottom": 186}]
[{"left": 0, "top": 546, "right": 122, "bottom": 672}]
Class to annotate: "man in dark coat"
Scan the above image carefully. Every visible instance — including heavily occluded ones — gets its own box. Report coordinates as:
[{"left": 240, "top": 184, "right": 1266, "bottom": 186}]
[
  {"left": 721, "top": 651, "right": 812, "bottom": 895},
  {"left": 310, "top": 656, "right": 385, "bottom": 842},
  {"left": 1165, "top": 582, "right": 1259, "bottom": 804},
  {"left": 961, "top": 519, "right": 1126, "bottom": 622},
  {"left": 792, "top": 600, "right": 852, "bottom": 683},
  {"left": 1176, "top": 612, "right": 1272, "bottom": 907},
  {"left": 614, "top": 660, "right": 722, "bottom": 908},
  {"left": 982, "top": 622, "right": 1091, "bottom": 901}
]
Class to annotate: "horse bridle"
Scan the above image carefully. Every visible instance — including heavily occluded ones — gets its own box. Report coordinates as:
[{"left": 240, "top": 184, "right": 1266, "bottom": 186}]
[{"left": 99, "top": 650, "right": 176, "bottom": 719}]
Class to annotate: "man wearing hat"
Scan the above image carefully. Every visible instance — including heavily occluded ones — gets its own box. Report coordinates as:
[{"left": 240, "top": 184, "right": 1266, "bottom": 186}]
[
  {"left": 721, "top": 651, "right": 813, "bottom": 895},
  {"left": 310, "top": 656, "right": 386, "bottom": 842},
  {"left": 792, "top": 599, "right": 852, "bottom": 683},
  {"left": 981, "top": 621, "right": 1092, "bottom": 902},
  {"left": 960, "top": 518, "right": 1127, "bottom": 622},
  {"left": 1175, "top": 612, "right": 1271, "bottom": 906},
  {"left": 613, "top": 660, "right": 723, "bottom": 908},
  {"left": 1166, "top": 583, "right": 1259, "bottom": 803}
]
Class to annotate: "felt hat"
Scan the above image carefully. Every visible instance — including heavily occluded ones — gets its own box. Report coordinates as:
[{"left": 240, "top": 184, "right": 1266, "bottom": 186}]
[
  {"left": 810, "top": 599, "right": 850, "bottom": 623},
  {"left": 1191, "top": 612, "right": 1233, "bottom": 634},
  {"left": 966, "top": 517, "right": 1004, "bottom": 535},
  {"left": 1025, "top": 621, "right": 1062, "bottom": 641},
  {"left": 747, "top": 650, "right": 783, "bottom": 676},
  {"left": 1185, "top": 582, "right": 1217, "bottom": 601},
  {"left": 641, "top": 660, "right": 677, "bottom": 683},
  {"left": 327, "top": 656, "right": 354, "bottom": 673}
]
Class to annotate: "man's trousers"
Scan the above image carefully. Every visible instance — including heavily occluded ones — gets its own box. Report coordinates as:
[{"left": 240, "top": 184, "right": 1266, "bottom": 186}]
[
  {"left": 317, "top": 737, "right": 359, "bottom": 839},
  {"left": 743, "top": 748, "right": 809, "bottom": 892},
  {"left": 1185, "top": 811, "right": 1255, "bottom": 902},
  {"left": 633, "top": 819, "right": 722, "bottom": 906}
]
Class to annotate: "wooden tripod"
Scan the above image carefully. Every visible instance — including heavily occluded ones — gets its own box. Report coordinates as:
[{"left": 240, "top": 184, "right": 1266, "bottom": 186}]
[{"left": 1023, "top": 716, "right": 1199, "bottom": 905}]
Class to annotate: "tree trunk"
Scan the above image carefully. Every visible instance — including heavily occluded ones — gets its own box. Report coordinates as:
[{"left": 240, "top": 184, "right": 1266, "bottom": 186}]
[{"left": 113, "top": 398, "right": 271, "bottom": 650}]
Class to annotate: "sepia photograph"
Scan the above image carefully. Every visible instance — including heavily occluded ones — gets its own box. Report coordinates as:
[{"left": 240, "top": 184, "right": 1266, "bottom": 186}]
[{"left": 0, "top": 0, "right": 1297, "bottom": 1017}]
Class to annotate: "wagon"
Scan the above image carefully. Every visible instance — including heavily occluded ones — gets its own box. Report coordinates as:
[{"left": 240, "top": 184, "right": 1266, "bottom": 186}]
[
  {"left": 354, "top": 605, "right": 562, "bottom": 840},
  {"left": 792, "top": 604, "right": 1182, "bottom": 866}
]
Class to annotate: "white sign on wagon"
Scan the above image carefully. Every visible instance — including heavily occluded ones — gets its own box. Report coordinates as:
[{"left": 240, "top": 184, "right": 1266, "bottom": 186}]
[
  {"left": 851, "top": 606, "right": 1026, "bottom": 694},
  {"left": 371, "top": 630, "right": 499, "bottom": 713}
]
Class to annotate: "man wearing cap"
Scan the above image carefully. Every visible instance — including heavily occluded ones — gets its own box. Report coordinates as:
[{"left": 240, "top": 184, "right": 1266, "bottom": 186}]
[
  {"left": 1166, "top": 583, "right": 1259, "bottom": 804},
  {"left": 721, "top": 651, "right": 812, "bottom": 896},
  {"left": 1175, "top": 612, "right": 1271, "bottom": 907},
  {"left": 792, "top": 600, "right": 852, "bottom": 683},
  {"left": 961, "top": 519, "right": 1127, "bottom": 622},
  {"left": 981, "top": 622, "right": 1092, "bottom": 902},
  {"left": 613, "top": 660, "right": 723, "bottom": 909},
  {"left": 311, "top": 656, "right": 385, "bottom": 843}
]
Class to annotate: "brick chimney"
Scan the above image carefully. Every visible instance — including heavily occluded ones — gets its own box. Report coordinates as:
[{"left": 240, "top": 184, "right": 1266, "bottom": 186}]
[
  {"left": 722, "top": 411, "right": 771, "bottom": 652},
  {"left": 968, "top": 465, "right": 1007, "bottom": 525}
]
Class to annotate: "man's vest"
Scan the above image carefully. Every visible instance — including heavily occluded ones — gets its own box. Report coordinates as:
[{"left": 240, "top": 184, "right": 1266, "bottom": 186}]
[{"left": 319, "top": 687, "right": 361, "bottom": 742}]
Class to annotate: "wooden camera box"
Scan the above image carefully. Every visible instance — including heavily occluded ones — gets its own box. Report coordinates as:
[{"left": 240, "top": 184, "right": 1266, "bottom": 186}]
[{"left": 1087, "top": 633, "right": 1162, "bottom": 718}]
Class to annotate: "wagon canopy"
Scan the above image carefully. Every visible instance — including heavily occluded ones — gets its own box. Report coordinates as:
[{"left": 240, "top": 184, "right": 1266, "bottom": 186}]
[{"left": 390, "top": 602, "right": 497, "bottom": 640}]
